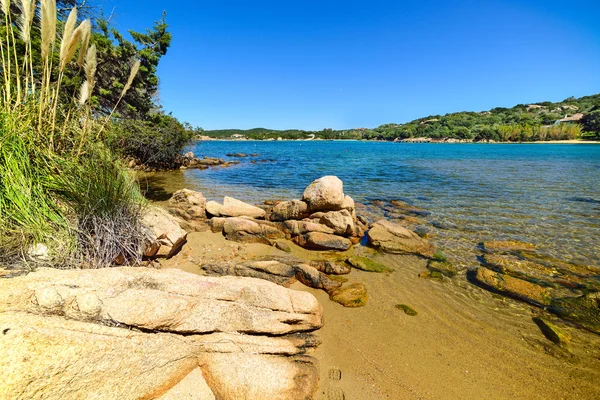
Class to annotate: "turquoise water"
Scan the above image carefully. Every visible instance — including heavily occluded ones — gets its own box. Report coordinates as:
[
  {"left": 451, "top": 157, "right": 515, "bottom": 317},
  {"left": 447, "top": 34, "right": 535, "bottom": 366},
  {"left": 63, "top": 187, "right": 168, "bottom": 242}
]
[{"left": 174, "top": 141, "right": 600, "bottom": 269}]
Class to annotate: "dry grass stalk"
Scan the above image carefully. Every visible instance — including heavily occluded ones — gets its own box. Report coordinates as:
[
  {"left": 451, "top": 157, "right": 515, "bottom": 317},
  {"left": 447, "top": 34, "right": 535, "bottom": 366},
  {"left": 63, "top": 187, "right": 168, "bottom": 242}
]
[
  {"left": 78, "top": 81, "right": 89, "bottom": 106},
  {"left": 17, "top": 0, "right": 35, "bottom": 43},
  {"left": 59, "top": 7, "right": 78, "bottom": 71},
  {"left": 121, "top": 59, "right": 141, "bottom": 97},
  {"left": 77, "top": 19, "right": 91, "bottom": 68},
  {"left": 84, "top": 44, "right": 96, "bottom": 86},
  {"left": 0, "top": 0, "right": 10, "bottom": 15},
  {"left": 41, "top": 0, "right": 57, "bottom": 59}
]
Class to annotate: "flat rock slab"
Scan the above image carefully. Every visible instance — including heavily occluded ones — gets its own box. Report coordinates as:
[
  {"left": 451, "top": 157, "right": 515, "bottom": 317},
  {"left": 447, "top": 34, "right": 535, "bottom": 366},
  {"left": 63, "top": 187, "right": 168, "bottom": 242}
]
[
  {"left": 0, "top": 267, "right": 323, "bottom": 335},
  {"left": 222, "top": 196, "right": 266, "bottom": 219},
  {"left": 293, "top": 232, "right": 352, "bottom": 251},
  {"left": 0, "top": 267, "right": 324, "bottom": 399},
  {"left": 367, "top": 219, "right": 435, "bottom": 258},
  {"left": 474, "top": 267, "right": 552, "bottom": 306}
]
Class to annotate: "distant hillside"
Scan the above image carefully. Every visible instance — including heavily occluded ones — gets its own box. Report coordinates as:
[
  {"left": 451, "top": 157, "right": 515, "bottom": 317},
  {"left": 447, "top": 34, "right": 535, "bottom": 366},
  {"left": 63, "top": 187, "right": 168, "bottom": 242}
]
[{"left": 203, "top": 93, "right": 600, "bottom": 141}]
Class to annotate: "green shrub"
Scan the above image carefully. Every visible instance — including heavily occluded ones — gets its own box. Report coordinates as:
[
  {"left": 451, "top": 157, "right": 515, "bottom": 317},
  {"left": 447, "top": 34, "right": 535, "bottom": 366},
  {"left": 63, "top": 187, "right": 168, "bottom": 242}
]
[
  {"left": 110, "top": 114, "right": 194, "bottom": 168},
  {"left": 0, "top": 4, "right": 148, "bottom": 268}
]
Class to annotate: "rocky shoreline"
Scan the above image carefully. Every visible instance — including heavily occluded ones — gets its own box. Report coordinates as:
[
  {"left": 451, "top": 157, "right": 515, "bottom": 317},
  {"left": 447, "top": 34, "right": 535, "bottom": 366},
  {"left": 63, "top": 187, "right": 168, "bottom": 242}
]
[{"left": 1, "top": 175, "right": 599, "bottom": 399}]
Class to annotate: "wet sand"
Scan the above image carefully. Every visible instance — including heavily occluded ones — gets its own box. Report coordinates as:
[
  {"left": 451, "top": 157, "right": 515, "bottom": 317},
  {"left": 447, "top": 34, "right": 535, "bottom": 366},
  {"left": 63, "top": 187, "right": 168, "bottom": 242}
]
[{"left": 163, "top": 232, "right": 600, "bottom": 400}]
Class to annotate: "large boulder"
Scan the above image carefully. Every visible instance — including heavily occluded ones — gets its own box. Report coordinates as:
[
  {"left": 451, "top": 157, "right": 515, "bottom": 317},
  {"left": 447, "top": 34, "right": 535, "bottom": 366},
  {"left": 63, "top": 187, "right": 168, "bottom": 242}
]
[
  {"left": 142, "top": 206, "right": 187, "bottom": 258},
  {"left": 302, "top": 176, "right": 345, "bottom": 212},
  {"left": 293, "top": 264, "right": 344, "bottom": 292},
  {"left": 202, "top": 260, "right": 297, "bottom": 286},
  {"left": 317, "top": 209, "right": 355, "bottom": 236},
  {"left": 222, "top": 217, "right": 287, "bottom": 244},
  {"left": 221, "top": 196, "right": 266, "bottom": 219},
  {"left": 168, "top": 189, "right": 207, "bottom": 221},
  {"left": 205, "top": 200, "right": 223, "bottom": 217},
  {"left": 269, "top": 200, "right": 309, "bottom": 221},
  {"left": 0, "top": 267, "right": 322, "bottom": 335},
  {"left": 293, "top": 232, "right": 352, "bottom": 251},
  {"left": 284, "top": 220, "right": 335, "bottom": 236},
  {"left": 0, "top": 267, "right": 323, "bottom": 399},
  {"left": 367, "top": 219, "right": 435, "bottom": 258}
]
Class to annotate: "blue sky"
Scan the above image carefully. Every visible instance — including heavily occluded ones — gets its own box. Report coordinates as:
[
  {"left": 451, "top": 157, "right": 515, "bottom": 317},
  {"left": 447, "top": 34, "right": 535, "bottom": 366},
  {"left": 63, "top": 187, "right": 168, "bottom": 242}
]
[{"left": 102, "top": 0, "right": 600, "bottom": 130}]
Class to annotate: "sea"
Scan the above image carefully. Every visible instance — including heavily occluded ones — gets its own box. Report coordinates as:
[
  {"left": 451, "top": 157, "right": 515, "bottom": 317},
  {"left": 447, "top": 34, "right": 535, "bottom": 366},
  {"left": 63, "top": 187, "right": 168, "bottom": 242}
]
[{"left": 145, "top": 140, "right": 600, "bottom": 270}]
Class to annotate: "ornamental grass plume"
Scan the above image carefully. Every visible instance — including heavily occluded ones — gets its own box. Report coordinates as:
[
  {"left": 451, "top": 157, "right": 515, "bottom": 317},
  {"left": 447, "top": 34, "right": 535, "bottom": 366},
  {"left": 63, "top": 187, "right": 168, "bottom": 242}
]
[
  {"left": 0, "top": 0, "right": 10, "bottom": 15},
  {"left": 58, "top": 7, "right": 78, "bottom": 71},
  {"left": 77, "top": 19, "right": 91, "bottom": 68},
  {"left": 99, "top": 59, "right": 141, "bottom": 138},
  {"left": 41, "top": 0, "right": 57, "bottom": 60},
  {"left": 78, "top": 80, "right": 90, "bottom": 106},
  {"left": 84, "top": 44, "right": 97, "bottom": 87},
  {"left": 122, "top": 59, "right": 141, "bottom": 98},
  {"left": 17, "top": 0, "right": 35, "bottom": 43}
]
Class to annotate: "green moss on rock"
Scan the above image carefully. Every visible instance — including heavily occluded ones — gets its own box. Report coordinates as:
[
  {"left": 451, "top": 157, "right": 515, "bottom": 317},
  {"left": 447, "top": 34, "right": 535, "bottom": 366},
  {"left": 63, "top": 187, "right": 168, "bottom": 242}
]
[
  {"left": 550, "top": 292, "right": 600, "bottom": 334},
  {"left": 346, "top": 256, "right": 393, "bottom": 273},
  {"left": 329, "top": 283, "right": 368, "bottom": 307},
  {"left": 532, "top": 317, "right": 571, "bottom": 346},
  {"left": 427, "top": 260, "right": 457, "bottom": 277}
]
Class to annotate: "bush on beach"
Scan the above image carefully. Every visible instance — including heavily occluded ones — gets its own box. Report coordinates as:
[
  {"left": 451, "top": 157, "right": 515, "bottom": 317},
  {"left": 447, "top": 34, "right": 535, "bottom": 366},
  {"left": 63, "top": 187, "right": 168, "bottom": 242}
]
[{"left": 0, "top": 1, "right": 150, "bottom": 268}]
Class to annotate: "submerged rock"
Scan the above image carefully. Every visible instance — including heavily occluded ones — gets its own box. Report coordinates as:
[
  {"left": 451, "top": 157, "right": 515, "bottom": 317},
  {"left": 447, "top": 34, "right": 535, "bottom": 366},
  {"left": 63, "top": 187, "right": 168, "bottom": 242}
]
[
  {"left": 480, "top": 240, "right": 537, "bottom": 253},
  {"left": 549, "top": 292, "right": 600, "bottom": 334},
  {"left": 329, "top": 283, "right": 368, "bottom": 308},
  {"left": 481, "top": 253, "right": 595, "bottom": 290},
  {"left": 302, "top": 176, "right": 345, "bottom": 212},
  {"left": 427, "top": 260, "right": 457, "bottom": 277},
  {"left": 367, "top": 219, "right": 435, "bottom": 258},
  {"left": 473, "top": 267, "right": 552, "bottom": 306},
  {"left": 347, "top": 256, "right": 393, "bottom": 273},
  {"left": 532, "top": 317, "right": 571, "bottom": 346}
]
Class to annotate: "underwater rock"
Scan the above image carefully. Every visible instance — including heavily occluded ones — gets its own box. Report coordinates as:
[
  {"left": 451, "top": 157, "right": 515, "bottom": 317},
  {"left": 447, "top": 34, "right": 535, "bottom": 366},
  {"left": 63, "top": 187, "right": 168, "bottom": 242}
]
[
  {"left": 328, "top": 283, "right": 368, "bottom": 308},
  {"left": 474, "top": 267, "right": 552, "bottom": 306},
  {"left": 346, "top": 256, "right": 393, "bottom": 273}
]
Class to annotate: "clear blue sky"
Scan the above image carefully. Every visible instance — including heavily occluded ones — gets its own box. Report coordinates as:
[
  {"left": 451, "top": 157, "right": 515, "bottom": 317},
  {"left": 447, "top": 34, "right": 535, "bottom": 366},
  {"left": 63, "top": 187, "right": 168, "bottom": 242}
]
[{"left": 102, "top": 0, "right": 600, "bottom": 130}]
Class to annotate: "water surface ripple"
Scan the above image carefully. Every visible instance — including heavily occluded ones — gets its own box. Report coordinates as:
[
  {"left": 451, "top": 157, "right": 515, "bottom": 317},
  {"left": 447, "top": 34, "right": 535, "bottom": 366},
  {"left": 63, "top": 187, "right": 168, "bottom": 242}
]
[{"left": 176, "top": 141, "right": 600, "bottom": 269}]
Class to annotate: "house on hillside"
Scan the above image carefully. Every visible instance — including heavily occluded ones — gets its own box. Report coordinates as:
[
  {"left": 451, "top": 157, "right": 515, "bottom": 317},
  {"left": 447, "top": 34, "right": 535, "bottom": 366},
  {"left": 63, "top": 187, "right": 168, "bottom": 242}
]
[
  {"left": 555, "top": 113, "right": 584, "bottom": 125},
  {"left": 231, "top": 134, "right": 246, "bottom": 139}
]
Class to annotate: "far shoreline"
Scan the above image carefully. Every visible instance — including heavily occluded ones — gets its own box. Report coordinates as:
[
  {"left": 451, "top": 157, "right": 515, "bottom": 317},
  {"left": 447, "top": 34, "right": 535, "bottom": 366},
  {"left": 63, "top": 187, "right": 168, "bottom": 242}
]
[{"left": 194, "top": 138, "right": 600, "bottom": 144}]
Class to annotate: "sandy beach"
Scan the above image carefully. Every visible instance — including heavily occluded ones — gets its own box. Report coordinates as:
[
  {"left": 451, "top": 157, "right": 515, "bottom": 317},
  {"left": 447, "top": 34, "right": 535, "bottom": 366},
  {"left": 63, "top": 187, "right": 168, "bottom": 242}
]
[{"left": 162, "top": 230, "right": 600, "bottom": 400}]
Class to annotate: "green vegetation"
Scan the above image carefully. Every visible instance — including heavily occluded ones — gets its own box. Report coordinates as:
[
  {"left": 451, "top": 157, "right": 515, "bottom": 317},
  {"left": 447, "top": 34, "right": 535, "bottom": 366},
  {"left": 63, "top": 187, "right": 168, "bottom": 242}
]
[
  {"left": 0, "top": 1, "right": 181, "bottom": 268},
  {"left": 203, "top": 94, "right": 600, "bottom": 142},
  {"left": 109, "top": 115, "right": 194, "bottom": 169},
  {"left": 395, "top": 304, "right": 418, "bottom": 316}
]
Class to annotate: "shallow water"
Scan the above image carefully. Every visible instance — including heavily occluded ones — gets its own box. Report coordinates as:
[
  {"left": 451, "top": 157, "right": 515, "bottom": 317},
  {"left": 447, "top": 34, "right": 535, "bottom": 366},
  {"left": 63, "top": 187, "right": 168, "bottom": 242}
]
[{"left": 143, "top": 141, "right": 600, "bottom": 270}]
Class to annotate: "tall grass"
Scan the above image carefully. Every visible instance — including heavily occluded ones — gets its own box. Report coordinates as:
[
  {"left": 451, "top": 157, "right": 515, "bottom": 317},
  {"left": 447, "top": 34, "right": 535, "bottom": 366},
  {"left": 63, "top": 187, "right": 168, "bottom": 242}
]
[{"left": 0, "top": 1, "right": 147, "bottom": 268}]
